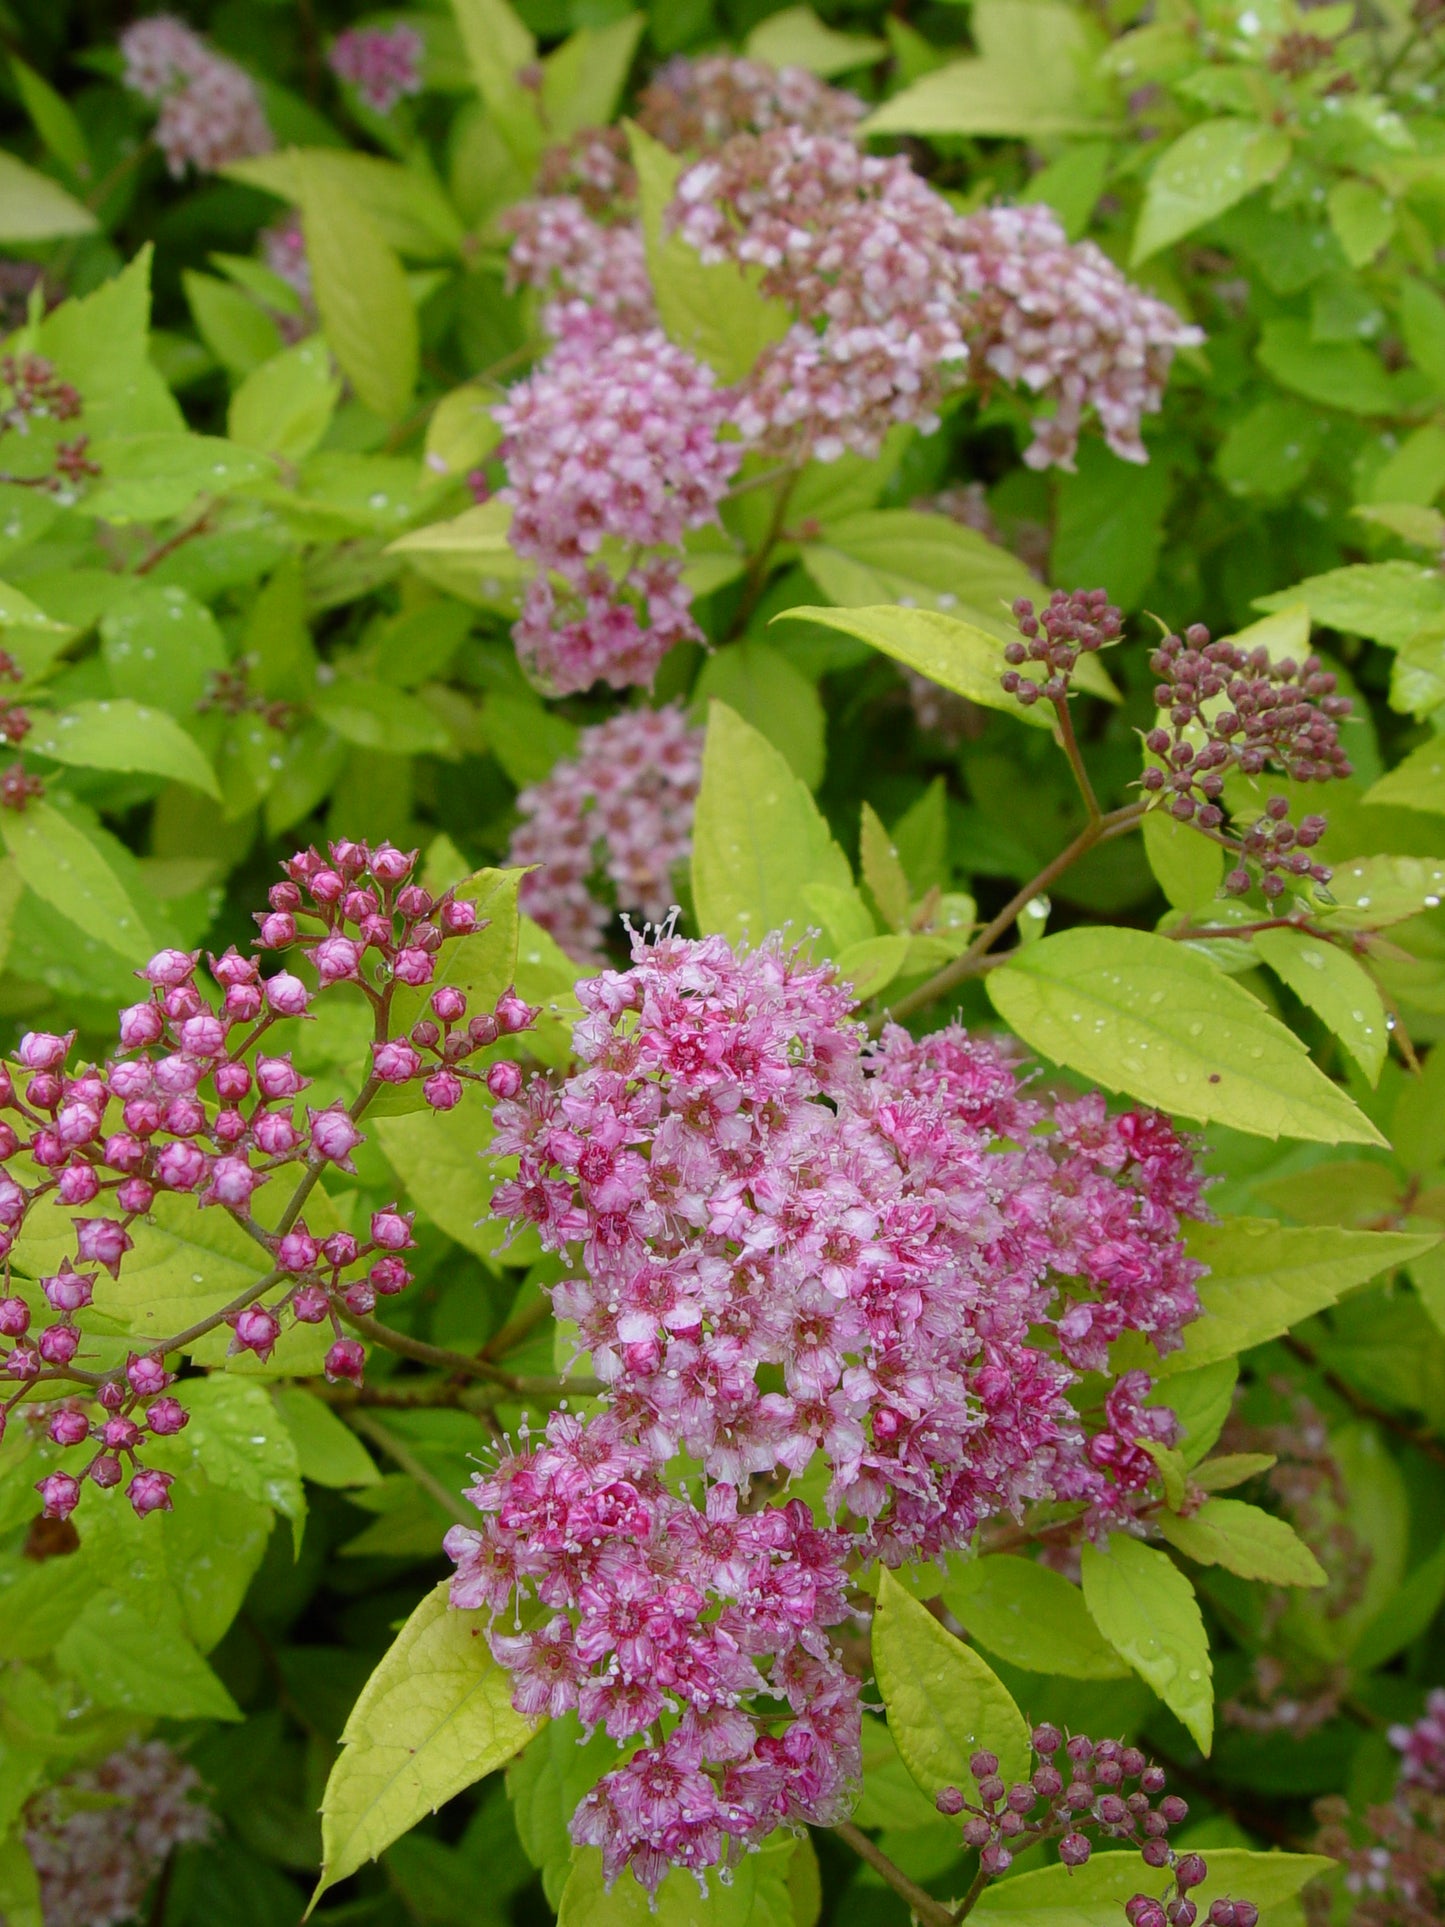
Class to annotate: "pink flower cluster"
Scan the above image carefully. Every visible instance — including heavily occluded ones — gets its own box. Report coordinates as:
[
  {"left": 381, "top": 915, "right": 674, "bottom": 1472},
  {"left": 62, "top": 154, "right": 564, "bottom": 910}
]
[
  {"left": 956, "top": 202, "right": 1204, "bottom": 469},
  {"left": 496, "top": 325, "right": 740, "bottom": 694},
  {"left": 500, "top": 197, "right": 656, "bottom": 336},
  {"left": 327, "top": 23, "right": 424, "bottom": 114},
  {"left": 450, "top": 929, "right": 1210, "bottom": 1889},
  {"left": 1392, "top": 1692, "right": 1445, "bottom": 1794},
  {"left": 260, "top": 214, "right": 314, "bottom": 316},
  {"left": 509, "top": 704, "right": 703, "bottom": 962},
  {"left": 25, "top": 1739, "right": 212, "bottom": 1927},
  {"left": 637, "top": 54, "right": 865, "bottom": 150},
  {"left": 120, "top": 15, "right": 272, "bottom": 176},
  {"left": 2, "top": 840, "right": 534, "bottom": 1523}
]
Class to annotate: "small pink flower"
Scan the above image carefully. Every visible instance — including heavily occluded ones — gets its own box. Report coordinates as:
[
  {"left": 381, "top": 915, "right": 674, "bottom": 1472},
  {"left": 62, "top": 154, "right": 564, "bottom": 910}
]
[
  {"left": 119, "top": 1002, "right": 165, "bottom": 1049},
  {"left": 369, "top": 1207, "right": 414, "bottom": 1251},
  {"left": 277, "top": 1230, "right": 318, "bottom": 1273},
  {"left": 36, "top": 1470, "right": 81, "bottom": 1519},
  {"left": 423, "top": 1070, "right": 462, "bottom": 1111},
  {"left": 42, "top": 1264, "right": 93, "bottom": 1313},
  {"left": 231, "top": 1305, "right": 280, "bottom": 1360},
  {"left": 17, "top": 1031, "right": 70, "bottom": 1071},
  {"left": 139, "top": 948, "right": 198, "bottom": 988},
  {"left": 266, "top": 972, "right": 311, "bottom": 1015},
  {"left": 258, "top": 911, "right": 296, "bottom": 947},
  {"left": 144, "top": 1395, "right": 189, "bottom": 1435},
  {"left": 75, "top": 1218, "right": 132, "bottom": 1276},
  {"left": 157, "top": 1142, "right": 207, "bottom": 1191},
  {"left": 312, "top": 935, "right": 363, "bottom": 984},
  {"left": 207, "top": 1156, "right": 263, "bottom": 1207},
  {"left": 49, "top": 1408, "right": 92, "bottom": 1447},
  {"left": 325, "top": 1337, "right": 367, "bottom": 1384},
  {"left": 486, "top": 1062, "right": 523, "bottom": 1101},
  {"left": 127, "top": 1468, "right": 175, "bottom": 1516},
  {"left": 373, "top": 1040, "right": 421, "bottom": 1084}
]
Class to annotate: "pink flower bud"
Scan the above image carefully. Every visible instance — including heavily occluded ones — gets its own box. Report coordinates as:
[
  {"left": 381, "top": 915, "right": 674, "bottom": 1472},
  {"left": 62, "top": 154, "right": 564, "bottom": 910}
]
[
  {"left": 155, "top": 1054, "right": 201, "bottom": 1095},
  {"left": 39, "top": 1324, "right": 81, "bottom": 1365},
  {"left": 126, "top": 1352, "right": 169, "bottom": 1396},
  {"left": 6, "top": 1341, "right": 39, "bottom": 1378},
  {"left": 224, "top": 983, "right": 263, "bottom": 1022},
  {"left": 31, "top": 1131, "right": 64, "bottom": 1168},
  {"left": 97, "top": 1379, "right": 124, "bottom": 1412},
  {"left": 256, "top": 1056, "right": 306, "bottom": 1100},
  {"left": 395, "top": 884, "right": 431, "bottom": 919},
  {"left": 36, "top": 1470, "right": 81, "bottom": 1518},
  {"left": 207, "top": 1156, "right": 263, "bottom": 1206},
  {"left": 330, "top": 839, "right": 368, "bottom": 880},
  {"left": 370, "top": 843, "right": 415, "bottom": 884},
  {"left": 342, "top": 888, "right": 377, "bottom": 923},
  {"left": 43, "top": 1266, "right": 93, "bottom": 1313},
  {"left": 0, "top": 1296, "right": 29, "bottom": 1336},
  {"left": 253, "top": 1112, "right": 300, "bottom": 1156},
  {"left": 359, "top": 914, "right": 391, "bottom": 947},
  {"left": 0, "top": 1065, "right": 12, "bottom": 1105},
  {"left": 308, "top": 1105, "right": 363, "bottom": 1167},
  {"left": 117, "top": 1178, "right": 155, "bottom": 1214},
  {"left": 109, "top": 1061, "right": 152, "bottom": 1100},
  {"left": 936, "top": 1787, "right": 965, "bottom": 1815},
  {"left": 259, "top": 911, "right": 297, "bottom": 947},
  {"left": 144, "top": 1395, "right": 188, "bottom": 1435},
  {"left": 0, "top": 1179, "right": 25, "bottom": 1231},
  {"left": 486, "top": 1061, "right": 522, "bottom": 1101},
  {"left": 431, "top": 985, "right": 467, "bottom": 1023},
  {"left": 0, "top": 1122, "right": 16, "bottom": 1159},
  {"left": 372, "top": 1040, "right": 421, "bottom": 1084},
  {"left": 392, "top": 946, "right": 433, "bottom": 986},
  {"left": 440, "top": 898, "right": 478, "bottom": 935},
  {"left": 164, "top": 1097, "right": 206, "bottom": 1137},
  {"left": 55, "top": 1104, "right": 100, "bottom": 1150},
  {"left": 18, "top": 1030, "right": 71, "bottom": 1070},
  {"left": 140, "top": 949, "right": 197, "bottom": 988},
  {"left": 309, "top": 867, "right": 345, "bottom": 904},
  {"left": 291, "top": 1284, "right": 330, "bottom": 1322},
  {"left": 369, "top": 1256, "right": 411, "bottom": 1295},
  {"left": 277, "top": 1230, "right": 318, "bottom": 1272},
  {"left": 325, "top": 1338, "right": 366, "bottom": 1385},
  {"left": 424, "top": 1070, "right": 463, "bottom": 1111},
  {"left": 101, "top": 1414, "right": 140, "bottom": 1451},
  {"left": 122, "top": 1098, "right": 161, "bottom": 1138},
  {"left": 128, "top": 1468, "right": 174, "bottom": 1516},
  {"left": 321, "top": 1232, "right": 360, "bottom": 1267},
  {"left": 266, "top": 972, "right": 311, "bottom": 1016},
  {"left": 57, "top": 1165, "right": 100, "bottom": 1206},
  {"left": 75, "top": 1218, "right": 132, "bottom": 1276},
  {"left": 270, "top": 880, "right": 303, "bottom": 911},
  {"left": 214, "top": 1061, "right": 252, "bottom": 1101},
  {"left": 179, "top": 1013, "right": 227, "bottom": 1057},
  {"left": 1058, "top": 1834, "right": 1091, "bottom": 1867},
  {"left": 213, "top": 1109, "right": 245, "bottom": 1145},
  {"left": 163, "top": 984, "right": 202, "bottom": 1022},
  {"left": 411, "top": 1019, "right": 441, "bottom": 1050},
  {"left": 495, "top": 991, "right": 535, "bottom": 1033},
  {"left": 369, "top": 1207, "right": 414, "bottom": 1251},
  {"left": 232, "top": 1305, "right": 280, "bottom": 1360},
  {"left": 211, "top": 948, "right": 258, "bottom": 988},
  {"left": 49, "top": 1408, "right": 91, "bottom": 1447},
  {"left": 342, "top": 1279, "right": 376, "bottom": 1314},
  {"left": 312, "top": 935, "right": 363, "bottom": 984},
  {"left": 1175, "top": 1856, "right": 1207, "bottom": 1893},
  {"left": 119, "top": 1002, "right": 165, "bottom": 1049},
  {"left": 157, "top": 1142, "right": 207, "bottom": 1191}
]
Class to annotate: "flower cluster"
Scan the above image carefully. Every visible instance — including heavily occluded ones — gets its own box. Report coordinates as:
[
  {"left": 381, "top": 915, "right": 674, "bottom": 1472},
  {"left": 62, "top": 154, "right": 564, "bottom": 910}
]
[
  {"left": 25, "top": 1739, "right": 212, "bottom": 1927},
  {"left": 1141, "top": 624, "right": 1353, "bottom": 898},
  {"left": 1002, "top": 589, "right": 1124, "bottom": 706},
  {"left": 1312, "top": 1740, "right": 1445, "bottom": 1927},
  {"left": 328, "top": 24, "right": 424, "bottom": 114},
  {"left": 535, "top": 129, "right": 636, "bottom": 215},
  {"left": 0, "top": 354, "right": 98, "bottom": 498},
  {"left": 1393, "top": 1693, "right": 1445, "bottom": 1794},
  {"left": 454, "top": 928, "right": 1209, "bottom": 1889},
  {"left": 508, "top": 703, "right": 703, "bottom": 961},
  {"left": 636, "top": 54, "right": 865, "bottom": 150},
  {"left": 496, "top": 325, "right": 740, "bottom": 693},
  {"left": 955, "top": 202, "right": 1204, "bottom": 469},
  {"left": 936, "top": 1727, "right": 1257, "bottom": 1927},
  {"left": 120, "top": 15, "right": 272, "bottom": 176},
  {"left": 199, "top": 659, "right": 299, "bottom": 733},
  {"left": 2, "top": 840, "right": 534, "bottom": 1522},
  {"left": 499, "top": 196, "right": 656, "bottom": 336},
  {"left": 260, "top": 214, "right": 315, "bottom": 320}
]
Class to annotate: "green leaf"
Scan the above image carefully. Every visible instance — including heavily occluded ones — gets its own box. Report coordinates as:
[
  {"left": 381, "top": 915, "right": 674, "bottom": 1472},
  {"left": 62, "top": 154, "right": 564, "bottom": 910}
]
[
  {"left": 860, "top": 802, "right": 913, "bottom": 931},
  {"left": 0, "top": 800, "right": 152, "bottom": 962},
  {"left": 971, "top": 1849, "right": 1335, "bottom": 1927},
  {"left": 229, "top": 337, "right": 341, "bottom": 462},
  {"left": 1256, "top": 319, "right": 1398, "bottom": 417},
  {"left": 1155, "top": 1359, "right": 1239, "bottom": 1466},
  {"left": 1250, "top": 928, "right": 1387, "bottom": 1084},
  {"left": 985, "top": 926, "right": 1384, "bottom": 1144},
  {"left": 775, "top": 606, "right": 1052, "bottom": 729},
  {"left": 691, "top": 700, "right": 867, "bottom": 953},
  {"left": 557, "top": 1844, "right": 795, "bottom": 1925},
  {"left": 313, "top": 1580, "right": 536, "bottom": 1902},
  {"left": 296, "top": 152, "right": 418, "bottom": 425},
  {"left": 691, "top": 640, "right": 826, "bottom": 788},
  {"left": 273, "top": 1386, "right": 381, "bottom": 1489},
  {"left": 1350, "top": 1535, "right": 1445, "bottom": 1669},
  {"left": 160, "top": 1474, "right": 274, "bottom": 1654},
  {"left": 1079, "top": 1535, "right": 1213, "bottom": 1752},
  {"left": 1132, "top": 119, "right": 1290, "bottom": 264},
  {"left": 55, "top": 1589, "right": 241, "bottom": 1721},
  {"left": 0, "top": 150, "right": 97, "bottom": 241},
  {"left": 1157, "top": 1498, "right": 1326, "bottom": 1586},
  {"left": 1323, "top": 853, "right": 1445, "bottom": 930},
  {"left": 10, "top": 57, "right": 90, "bottom": 181},
  {"left": 376, "top": 1081, "right": 511, "bottom": 1258},
  {"left": 744, "top": 5, "right": 885, "bottom": 73},
  {"left": 1401, "top": 277, "right": 1445, "bottom": 399},
  {"left": 798, "top": 506, "right": 1042, "bottom": 638},
  {"left": 314, "top": 679, "right": 453, "bottom": 754},
  {"left": 542, "top": 15, "right": 645, "bottom": 137},
  {"left": 1053, "top": 441, "right": 1172, "bottom": 611},
  {"left": 161, "top": 1377, "right": 305, "bottom": 1533},
  {"left": 1255, "top": 561, "right": 1445, "bottom": 648},
  {"left": 81, "top": 433, "right": 273, "bottom": 524},
  {"left": 862, "top": 0, "right": 1112, "bottom": 139},
  {"left": 26, "top": 699, "right": 221, "bottom": 799},
  {"left": 1216, "top": 396, "right": 1327, "bottom": 503},
  {"left": 37, "top": 250, "right": 182, "bottom": 439},
  {"left": 182, "top": 271, "right": 285, "bottom": 379},
  {"left": 226, "top": 149, "right": 467, "bottom": 261},
  {"left": 1364, "top": 737, "right": 1445, "bottom": 814},
  {"left": 0, "top": 1828, "right": 42, "bottom": 1927},
  {"left": 872, "top": 1567, "right": 1031, "bottom": 1805},
  {"left": 449, "top": 0, "right": 542, "bottom": 167},
  {"left": 102, "top": 582, "right": 229, "bottom": 716},
  {"left": 1326, "top": 179, "right": 1394, "bottom": 267},
  {"left": 1142, "top": 810, "right": 1224, "bottom": 914},
  {"left": 943, "top": 1556, "right": 1133, "bottom": 1680},
  {"left": 627, "top": 123, "right": 792, "bottom": 385},
  {"left": 509, "top": 1717, "right": 619, "bottom": 1908},
  {"left": 1139, "top": 1219, "right": 1442, "bottom": 1373}
]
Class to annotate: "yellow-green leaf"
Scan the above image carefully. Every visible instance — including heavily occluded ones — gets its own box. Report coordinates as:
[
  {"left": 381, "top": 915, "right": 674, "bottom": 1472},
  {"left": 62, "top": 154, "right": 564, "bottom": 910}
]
[
  {"left": 0, "top": 150, "right": 97, "bottom": 241},
  {"left": 1080, "top": 1535, "right": 1213, "bottom": 1752},
  {"left": 1251, "top": 927, "right": 1387, "bottom": 1085},
  {"left": 1158, "top": 1498, "right": 1326, "bottom": 1586},
  {"left": 943, "top": 1556, "right": 1133, "bottom": 1680},
  {"left": 972, "top": 1848, "right": 1335, "bottom": 1927},
  {"left": 1132, "top": 119, "right": 1291, "bottom": 265},
  {"left": 296, "top": 151, "right": 418, "bottom": 424}
]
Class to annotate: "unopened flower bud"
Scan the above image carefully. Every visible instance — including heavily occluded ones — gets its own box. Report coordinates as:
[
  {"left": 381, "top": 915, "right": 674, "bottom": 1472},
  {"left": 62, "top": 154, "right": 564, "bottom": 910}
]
[
  {"left": 232, "top": 1305, "right": 280, "bottom": 1360},
  {"left": 1059, "top": 1834, "right": 1091, "bottom": 1867},
  {"left": 259, "top": 911, "right": 297, "bottom": 948},
  {"left": 936, "top": 1787, "right": 966, "bottom": 1815},
  {"left": 440, "top": 898, "right": 478, "bottom": 935},
  {"left": 393, "top": 946, "right": 434, "bottom": 986},
  {"left": 266, "top": 972, "right": 311, "bottom": 1016},
  {"left": 495, "top": 991, "right": 534, "bottom": 1033},
  {"left": 119, "top": 1002, "right": 165, "bottom": 1049},
  {"left": 291, "top": 1284, "right": 330, "bottom": 1323},
  {"left": 309, "top": 1105, "right": 363, "bottom": 1166},
  {"left": 145, "top": 1395, "right": 188, "bottom": 1435},
  {"left": 325, "top": 1338, "right": 366, "bottom": 1384},
  {"left": 369, "top": 1257, "right": 411, "bottom": 1295},
  {"left": 128, "top": 1468, "right": 174, "bottom": 1515},
  {"left": 36, "top": 1470, "right": 81, "bottom": 1518},
  {"left": 0, "top": 1296, "right": 29, "bottom": 1336},
  {"left": 432, "top": 985, "right": 467, "bottom": 1023},
  {"left": 424, "top": 1070, "right": 463, "bottom": 1110},
  {"left": 49, "top": 1408, "right": 92, "bottom": 1446},
  {"left": 369, "top": 1207, "right": 414, "bottom": 1250},
  {"left": 90, "top": 1451, "right": 123, "bottom": 1489}
]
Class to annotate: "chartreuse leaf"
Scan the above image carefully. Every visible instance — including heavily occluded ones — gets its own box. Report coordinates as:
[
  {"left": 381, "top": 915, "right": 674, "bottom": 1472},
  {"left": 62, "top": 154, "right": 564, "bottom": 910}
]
[
  {"left": 1132, "top": 119, "right": 1290, "bottom": 264},
  {"left": 313, "top": 1580, "right": 537, "bottom": 1904},
  {"left": 970, "top": 1848, "right": 1335, "bottom": 1927},
  {"left": 158, "top": 1377, "right": 305, "bottom": 1537},
  {"left": 0, "top": 1827, "right": 42, "bottom": 1927},
  {"left": 627, "top": 123, "right": 791, "bottom": 384},
  {"left": 55, "top": 1589, "right": 241, "bottom": 1721},
  {"left": 1350, "top": 1536, "right": 1445, "bottom": 1670},
  {"left": 1365, "top": 737, "right": 1445, "bottom": 814},
  {"left": 1135, "top": 1220, "right": 1441, "bottom": 1374},
  {"left": 0, "top": 150, "right": 96, "bottom": 241},
  {"left": 1157, "top": 1499, "right": 1326, "bottom": 1586},
  {"left": 860, "top": 802, "right": 913, "bottom": 931},
  {"left": 1327, "top": 179, "right": 1394, "bottom": 267},
  {"left": 745, "top": 5, "right": 885, "bottom": 73},
  {"left": 943, "top": 1556, "right": 1132, "bottom": 1680},
  {"left": 691, "top": 641, "right": 826, "bottom": 789},
  {"left": 273, "top": 1386, "right": 381, "bottom": 1489},
  {"left": 1402, "top": 277, "right": 1445, "bottom": 399},
  {"left": 1, "top": 800, "right": 152, "bottom": 962},
  {"left": 450, "top": 0, "right": 543, "bottom": 167},
  {"left": 986, "top": 927, "right": 1383, "bottom": 1145},
  {"left": 774, "top": 605, "right": 1052, "bottom": 729},
  {"left": 1142, "top": 809, "right": 1223, "bottom": 914},
  {"left": 1080, "top": 1535, "right": 1213, "bottom": 1752},
  {"left": 1250, "top": 928, "right": 1387, "bottom": 1085},
  {"left": 1324, "top": 854, "right": 1445, "bottom": 930},
  {"left": 25, "top": 699, "right": 221, "bottom": 799},
  {"left": 558, "top": 1838, "right": 795, "bottom": 1925},
  {"left": 10, "top": 57, "right": 89, "bottom": 180},
  {"left": 1254, "top": 561, "right": 1445, "bottom": 648},
  {"left": 229, "top": 336, "right": 341, "bottom": 462},
  {"left": 691, "top": 700, "right": 868, "bottom": 952},
  {"left": 872, "top": 1567, "right": 1031, "bottom": 1804},
  {"left": 542, "top": 14, "right": 645, "bottom": 138},
  {"left": 295, "top": 151, "right": 418, "bottom": 425}
]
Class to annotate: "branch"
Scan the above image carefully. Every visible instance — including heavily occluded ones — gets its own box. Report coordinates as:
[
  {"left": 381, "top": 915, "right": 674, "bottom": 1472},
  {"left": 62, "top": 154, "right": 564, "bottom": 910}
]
[
  {"left": 1282, "top": 1335, "right": 1445, "bottom": 1468},
  {"left": 340, "top": 1308, "right": 602, "bottom": 1399},
  {"left": 346, "top": 1410, "right": 476, "bottom": 1527},
  {"left": 835, "top": 1822, "right": 956, "bottom": 1927}
]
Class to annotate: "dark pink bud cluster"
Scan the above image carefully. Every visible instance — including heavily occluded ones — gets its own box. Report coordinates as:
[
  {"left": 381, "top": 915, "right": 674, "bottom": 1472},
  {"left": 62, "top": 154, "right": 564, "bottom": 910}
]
[
  {"left": 509, "top": 704, "right": 703, "bottom": 961},
  {"left": 0, "top": 353, "right": 98, "bottom": 502},
  {"left": 327, "top": 23, "right": 424, "bottom": 114},
  {"left": 496, "top": 325, "right": 740, "bottom": 694},
  {"left": 199, "top": 659, "right": 298, "bottom": 733},
  {"left": 934, "top": 1729, "right": 1222, "bottom": 1901},
  {"left": 119, "top": 14, "right": 272, "bottom": 175},
  {"left": 1140, "top": 623, "right": 1351, "bottom": 900},
  {"left": 1391, "top": 1690, "right": 1445, "bottom": 1794},
  {"left": 2, "top": 839, "right": 535, "bottom": 1521},
  {"left": 25, "top": 1739, "right": 213, "bottom": 1927},
  {"left": 1002, "top": 589, "right": 1123, "bottom": 705},
  {"left": 458, "top": 928, "right": 1209, "bottom": 1891},
  {"left": 1313, "top": 1780, "right": 1445, "bottom": 1926},
  {"left": 0, "top": 765, "right": 44, "bottom": 811}
]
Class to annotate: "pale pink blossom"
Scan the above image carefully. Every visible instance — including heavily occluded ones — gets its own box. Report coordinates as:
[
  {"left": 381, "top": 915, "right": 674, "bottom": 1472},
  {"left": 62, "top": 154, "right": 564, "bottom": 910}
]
[{"left": 120, "top": 15, "right": 272, "bottom": 177}]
